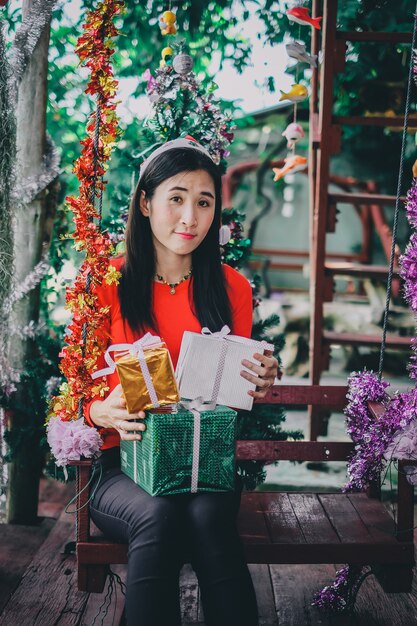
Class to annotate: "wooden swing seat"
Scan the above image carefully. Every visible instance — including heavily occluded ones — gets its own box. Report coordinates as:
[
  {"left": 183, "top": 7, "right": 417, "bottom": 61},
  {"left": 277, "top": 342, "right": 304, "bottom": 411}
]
[{"left": 71, "top": 384, "right": 415, "bottom": 595}]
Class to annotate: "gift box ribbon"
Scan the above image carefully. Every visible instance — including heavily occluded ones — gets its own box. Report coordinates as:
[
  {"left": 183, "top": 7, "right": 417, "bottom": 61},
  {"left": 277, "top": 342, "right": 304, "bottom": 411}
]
[
  {"left": 91, "top": 333, "right": 163, "bottom": 408},
  {"left": 200, "top": 326, "right": 230, "bottom": 404},
  {"left": 181, "top": 397, "right": 216, "bottom": 493},
  {"left": 131, "top": 397, "right": 215, "bottom": 493},
  {"left": 199, "top": 325, "right": 274, "bottom": 403}
]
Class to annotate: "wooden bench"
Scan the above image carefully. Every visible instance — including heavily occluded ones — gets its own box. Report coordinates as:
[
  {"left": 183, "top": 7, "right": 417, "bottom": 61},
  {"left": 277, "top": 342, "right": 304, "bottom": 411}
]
[{"left": 71, "top": 385, "right": 415, "bottom": 595}]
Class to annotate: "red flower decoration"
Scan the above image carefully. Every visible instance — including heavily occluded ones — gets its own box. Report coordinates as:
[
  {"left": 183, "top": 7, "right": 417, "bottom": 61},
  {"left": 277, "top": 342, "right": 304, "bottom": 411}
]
[{"left": 51, "top": 0, "right": 125, "bottom": 422}]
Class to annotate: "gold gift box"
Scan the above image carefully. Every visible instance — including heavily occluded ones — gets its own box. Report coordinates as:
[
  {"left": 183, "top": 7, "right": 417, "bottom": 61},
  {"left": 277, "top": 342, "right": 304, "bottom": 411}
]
[{"left": 115, "top": 343, "right": 180, "bottom": 414}]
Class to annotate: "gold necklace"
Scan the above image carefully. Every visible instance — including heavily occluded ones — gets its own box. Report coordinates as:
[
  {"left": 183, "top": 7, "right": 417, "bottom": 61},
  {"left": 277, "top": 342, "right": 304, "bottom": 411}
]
[{"left": 155, "top": 268, "right": 193, "bottom": 294}]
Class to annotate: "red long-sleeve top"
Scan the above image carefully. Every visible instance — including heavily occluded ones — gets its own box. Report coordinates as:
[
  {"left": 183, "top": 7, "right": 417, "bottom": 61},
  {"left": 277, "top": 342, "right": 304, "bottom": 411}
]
[{"left": 85, "top": 256, "right": 253, "bottom": 450}]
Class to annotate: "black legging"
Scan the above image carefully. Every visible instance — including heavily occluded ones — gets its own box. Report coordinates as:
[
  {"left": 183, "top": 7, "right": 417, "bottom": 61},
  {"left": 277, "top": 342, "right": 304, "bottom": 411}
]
[{"left": 89, "top": 448, "right": 259, "bottom": 626}]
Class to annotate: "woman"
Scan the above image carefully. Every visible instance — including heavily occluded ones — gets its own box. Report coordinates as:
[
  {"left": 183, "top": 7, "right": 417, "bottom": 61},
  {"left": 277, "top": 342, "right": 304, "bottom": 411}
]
[{"left": 86, "top": 137, "right": 279, "bottom": 625}]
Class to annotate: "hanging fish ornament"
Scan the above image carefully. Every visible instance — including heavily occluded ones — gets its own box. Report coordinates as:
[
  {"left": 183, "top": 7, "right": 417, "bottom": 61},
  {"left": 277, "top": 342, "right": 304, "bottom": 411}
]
[
  {"left": 159, "top": 10, "right": 177, "bottom": 36},
  {"left": 286, "top": 41, "right": 318, "bottom": 67},
  {"left": 286, "top": 7, "right": 322, "bottom": 29},
  {"left": 279, "top": 84, "right": 308, "bottom": 103},
  {"left": 282, "top": 123, "right": 305, "bottom": 149},
  {"left": 272, "top": 155, "right": 307, "bottom": 181}
]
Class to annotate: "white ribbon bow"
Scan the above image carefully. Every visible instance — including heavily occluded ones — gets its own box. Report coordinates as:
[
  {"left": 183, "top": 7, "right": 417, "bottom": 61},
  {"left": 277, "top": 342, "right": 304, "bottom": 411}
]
[
  {"left": 91, "top": 332, "right": 163, "bottom": 408},
  {"left": 201, "top": 324, "right": 231, "bottom": 339},
  {"left": 91, "top": 333, "right": 162, "bottom": 379},
  {"left": 202, "top": 324, "right": 273, "bottom": 351}
]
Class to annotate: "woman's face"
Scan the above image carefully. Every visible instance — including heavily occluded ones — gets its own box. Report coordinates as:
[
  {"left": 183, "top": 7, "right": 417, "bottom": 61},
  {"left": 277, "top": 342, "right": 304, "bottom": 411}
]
[{"left": 140, "top": 169, "right": 216, "bottom": 258}]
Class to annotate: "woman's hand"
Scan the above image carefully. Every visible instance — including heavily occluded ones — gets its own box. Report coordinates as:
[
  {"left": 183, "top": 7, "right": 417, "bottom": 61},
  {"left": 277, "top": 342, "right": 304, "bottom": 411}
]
[
  {"left": 89, "top": 384, "right": 146, "bottom": 441},
  {"left": 240, "top": 350, "right": 281, "bottom": 400}
]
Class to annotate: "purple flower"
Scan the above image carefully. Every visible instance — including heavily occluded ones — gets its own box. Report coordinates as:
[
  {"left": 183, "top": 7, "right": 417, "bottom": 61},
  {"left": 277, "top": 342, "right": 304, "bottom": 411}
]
[
  {"left": 313, "top": 565, "right": 364, "bottom": 612},
  {"left": 345, "top": 370, "right": 388, "bottom": 444},
  {"left": 406, "top": 179, "right": 417, "bottom": 228},
  {"left": 344, "top": 382, "right": 417, "bottom": 492},
  {"left": 47, "top": 417, "right": 102, "bottom": 467},
  {"left": 400, "top": 234, "right": 417, "bottom": 311}
]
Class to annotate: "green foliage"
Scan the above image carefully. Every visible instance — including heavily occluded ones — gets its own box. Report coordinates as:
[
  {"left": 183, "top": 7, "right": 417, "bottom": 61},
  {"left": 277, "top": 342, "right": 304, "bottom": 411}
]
[
  {"left": 3, "top": 315, "right": 64, "bottom": 463},
  {"left": 335, "top": 0, "right": 416, "bottom": 189},
  {"left": 220, "top": 208, "right": 252, "bottom": 268}
]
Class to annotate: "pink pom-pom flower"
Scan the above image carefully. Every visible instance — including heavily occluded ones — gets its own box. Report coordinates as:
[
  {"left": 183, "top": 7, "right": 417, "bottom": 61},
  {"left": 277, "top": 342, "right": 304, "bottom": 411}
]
[{"left": 47, "top": 417, "right": 102, "bottom": 467}]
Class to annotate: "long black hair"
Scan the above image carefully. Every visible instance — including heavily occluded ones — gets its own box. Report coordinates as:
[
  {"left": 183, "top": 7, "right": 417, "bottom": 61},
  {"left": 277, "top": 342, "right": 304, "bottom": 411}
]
[{"left": 118, "top": 147, "right": 232, "bottom": 335}]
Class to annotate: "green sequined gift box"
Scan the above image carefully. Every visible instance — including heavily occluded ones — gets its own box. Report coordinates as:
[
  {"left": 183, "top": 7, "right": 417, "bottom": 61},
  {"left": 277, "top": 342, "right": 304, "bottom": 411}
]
[{"left": 120, "top": 404, "right": 237, "bottom": 496}]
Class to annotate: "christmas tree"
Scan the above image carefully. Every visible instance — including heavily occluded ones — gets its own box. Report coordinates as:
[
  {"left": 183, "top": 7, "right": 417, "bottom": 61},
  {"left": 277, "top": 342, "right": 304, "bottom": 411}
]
[{"left": 104, "top": 41, "right": 303, "bottom": 490}]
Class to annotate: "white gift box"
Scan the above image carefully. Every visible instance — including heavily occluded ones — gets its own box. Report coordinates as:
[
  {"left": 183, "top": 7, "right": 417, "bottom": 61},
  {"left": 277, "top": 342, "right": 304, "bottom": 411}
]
[{"left": 175, "top": 326, "right": 274, "bottom": 411}]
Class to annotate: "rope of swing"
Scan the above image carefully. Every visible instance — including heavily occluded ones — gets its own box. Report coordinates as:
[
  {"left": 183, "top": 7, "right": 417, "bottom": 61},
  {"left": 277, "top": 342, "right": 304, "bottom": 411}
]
[
  {"left": 378, "top": 9, "right": 417, "bottom": 380},
  {"left": 77, "top": 101, "right": 103, "bottom": 419}
]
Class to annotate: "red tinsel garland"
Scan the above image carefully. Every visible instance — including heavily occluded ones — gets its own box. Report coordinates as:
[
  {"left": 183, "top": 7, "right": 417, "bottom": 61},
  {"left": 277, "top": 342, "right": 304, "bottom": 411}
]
[{"left": 51, "top": 0, "right": 125, "bottom": 421}]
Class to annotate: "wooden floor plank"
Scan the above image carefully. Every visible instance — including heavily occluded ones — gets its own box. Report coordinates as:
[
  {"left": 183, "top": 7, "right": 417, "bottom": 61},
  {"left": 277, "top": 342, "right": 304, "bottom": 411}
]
[
  {"left": 38, "top": 478, "right": 75, "bottom": 520},
  {"left": 0, "top": 519, "right": 55, "bottom": 614},
  {"left": 248, "top": 564, "right": 279, "bottom": 626},
  {"left": 353, "top": 568, "right": 417, "bottom": 625},
  {"left": 348, "top": 494, "right": 397, "bottom": 544},
  {"left": 80, "top": 564, "right": 127, "bottom": 626},
  {"left": 269, "top": 564, "right": 337, "bottom": 626},
  {"left": 288, "top": 494, "right": 340, "bottom": 544},
  {"left": 261, "top": 493, "right": 305, "bottom": 544},
  {"left": 318, "top": 494, "right": 374, "bottom": 544},
  {"left": 0, "top": 510, "right": 88, "bottom": 626},
  {"left": 180, "top": 563, "right": 200, "bottom": 623}
]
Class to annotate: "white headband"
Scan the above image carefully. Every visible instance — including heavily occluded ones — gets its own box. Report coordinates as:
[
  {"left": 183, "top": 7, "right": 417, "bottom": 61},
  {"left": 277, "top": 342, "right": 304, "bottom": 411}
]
[{"left": 139, "top": 136, "right": 214, "bottom": 180}]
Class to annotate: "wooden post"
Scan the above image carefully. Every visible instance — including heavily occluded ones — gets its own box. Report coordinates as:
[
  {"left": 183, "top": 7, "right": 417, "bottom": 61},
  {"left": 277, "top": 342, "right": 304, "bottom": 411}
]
[
  {"left": 397, "top": 460, "right": 414, "bottom": 544},
  {"left": 76, "top": 464, "right": 92, "bottom": 543},
  {"left": 7, "top": 0, "right": 52, "bottom": 524},
  {"left": 309, "top": 0, "right": 339, "bottom": 440},
  {"left": 307, "top": 0, "right": 322, "bottom": 440}
]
